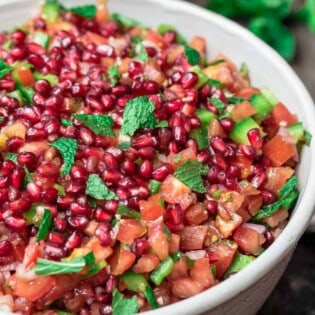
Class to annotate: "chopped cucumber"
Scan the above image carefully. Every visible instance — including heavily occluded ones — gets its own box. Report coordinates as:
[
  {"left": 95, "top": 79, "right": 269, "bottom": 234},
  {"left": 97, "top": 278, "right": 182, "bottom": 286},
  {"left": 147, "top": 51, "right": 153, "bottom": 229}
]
[
  {"left": 224, "top": 252, "right": 255, "bottom": 279},
  {"left": 260, "top": 87, "right": 278, "bottom": 106},
  {"left": 229, "top": 117, "right": 265, "bottom": 145},
  {"left": 34, "top": 71, "right": 58, "bottom": 86},
  {"left": 33, "top": 31, "right": 50, "bottom": 49},
  {"left": 286, "top": 122, "right": 304, "bottom": 141},
  {"left": 190, "top": 65, "right": 209, "bottom": 89},
  {"left": 250, "top": 94, "right": 273, "bottom": 120},
  {"left": 42, "top": 2, "right": 60, "bottom": 23},
  {"left": 196, "top": 108, "right": 216, "bottom": 127}
]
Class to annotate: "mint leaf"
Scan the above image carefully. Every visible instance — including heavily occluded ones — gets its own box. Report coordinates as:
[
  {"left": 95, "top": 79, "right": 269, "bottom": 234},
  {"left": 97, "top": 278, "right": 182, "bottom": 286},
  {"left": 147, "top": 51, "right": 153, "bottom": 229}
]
[
  {"left": 112, "top": 288, "right": 139, "bottom": 315},
  {"left": 174, "top": 159, "right": 209, "bottom": 193},
  {"left": 61, "top": 118, "right": 72, "bottom": 127},
  {"left": 295, "top": 0, "right": 315, "bottom": 32},
  {"left": 131, "top": 37, "right": 149, "bottom": 62},
  {"left": 111, "top": 13, "right": 143, "bottom": 28},
  {"left": 6, "top": 153, "right": 17, "bottom": 163},
  {"left": 86, "top": 174, "right": 118, "bottom": 200},
  {"left": 108, "top": 65, "right": 121, "bottom": 86},
  {"left": 0, "top": 58, "right": 13, "bottom": 79},
  {"left": 36, "top": 209, "right": 52, "bottom": 241},
  {"left": 51, "top": 137, "right": 78, "bottom": 176},
  {"left": 248, "top": 16, "right": 295, "bottom": 61},
  {"left": 121, "top": 96, "right": 156, "bottom": 136},
  {"left": 69, "top": 5, "right": 97, "bottom": 19},
  {"left": 185, "top": 46, "right": 200, "bottom": 65},
  {"left": 210, "top": 97, "right": 226, "bottom": 115},
  {"left": 74, "top": 114, "right": 115, "bottom": 137},
  {"left": 117, "top": 204, "right": 142, "bottom": 219},
  {"left": 208, "top": 78, "right": 222, "bottom": 89},
  {"left": 118, "top": 142, "right": 131, "bottom": 150}
]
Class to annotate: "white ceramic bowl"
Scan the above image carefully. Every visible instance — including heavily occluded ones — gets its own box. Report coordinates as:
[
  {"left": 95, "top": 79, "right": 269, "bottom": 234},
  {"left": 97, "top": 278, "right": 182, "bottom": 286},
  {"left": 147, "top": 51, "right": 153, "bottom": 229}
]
[{"left": 1, "top": 0, "right": 315, "bottom": 314}]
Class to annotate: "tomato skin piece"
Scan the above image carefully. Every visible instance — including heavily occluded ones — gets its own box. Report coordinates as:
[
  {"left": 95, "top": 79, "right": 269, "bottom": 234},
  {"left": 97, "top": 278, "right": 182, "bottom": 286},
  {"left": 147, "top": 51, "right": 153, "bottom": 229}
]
[
  {"left": 167, "top": 148, "right": 197, "bottom": 171},
  {"left": 17, "top": 66, "right": 34, "bottom": 87},
  {"left": 263, "top": 167, "right": 294, "bottom": 195},
  {"left": 133, "top": 253, "right": 160, "bottom": 273},
  {"left": 23, "top": 243, "right": 39, "bottom": 269},
  {"left": 184, "top": 202, "right": 208, "bottom": 226},
  {"left": 179, "top": 226, "right": 208, "bottom": 251},
  {"left": 233, "top": 226, "right": 265, "bottom": 256},
  {"left": 270, "top": 102, "right": 297, "bottom": 127},
  {"left": 139, "top": 199, "right": 164, "bottom": 221},
  {"left": 116, "top": 219, "right": 146, "bottom": 245},
  {"left": 167, "top": 257, "right": 189, "bottom": 281},
  {"left": 108, "top": 247, "right": 136, "bottom": 276},
  {"left": 171, "top": 277, "right": 203, "bottom": 298},
  {"left": 208, "top": 241, "right": 238, "bottom": 278},
  {"left": 262, "top": 207, "right": 288, "bottom": 228},
  {"left": 190, "top": 258, "right": 215, "bottom": 289},
  {"left": 236, "top": 87, "right": 260, "bottom": 98},
  {"left": 145, "top": 30, "right": 168, "bottom": 49},
  {"left": 263, "top": 134, "right": 296, "bottom": 167},
  {"left": 13, "top": 275, "right": 56, "bottom": 302},
  {"left": 231, "top": 101, "right": 257, "bottom": 122}
]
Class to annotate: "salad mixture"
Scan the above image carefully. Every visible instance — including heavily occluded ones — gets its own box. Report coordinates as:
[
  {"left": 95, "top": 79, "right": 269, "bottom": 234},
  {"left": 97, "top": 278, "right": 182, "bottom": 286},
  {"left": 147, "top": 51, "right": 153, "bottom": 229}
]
[{"left": 0, "top": 1, "right": 311, "bottom": 315}]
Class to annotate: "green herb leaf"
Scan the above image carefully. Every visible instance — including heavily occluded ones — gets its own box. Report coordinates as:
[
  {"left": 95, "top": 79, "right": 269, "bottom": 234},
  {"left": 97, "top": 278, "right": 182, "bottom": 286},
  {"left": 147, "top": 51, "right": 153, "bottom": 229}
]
[
  {"left": 208, "top": 59, "right": 225, "bottom": 66},
  {"left": 23, "top": 166, "right": 33, "bottom": 188},
  {"left": 210, "top": 97, "right": 226, "bottom": 115},
  {"left": 303, "top": 130, "right": 312, "bottom": 146},
  {"left": 149, "top": 179, "right": 161, "bottom": 195},
  {"left": 33, "top": 31, "right": 50, "bottom": 49},
  {"left": 111, "top": 13, "right": 143, "bottom": 28},
  {"left": 117, "top": 204, "right": 142, "bottom": 219},
  {"left": 36, "top": 209, "right": 52, "bottom": 241},
  {"left": 0, "top": 58, "right": 13, "bottom": 79},
  {"left": 131, "top": 37, "right": 149, "bottom": 62},
  {"left": 174, "top": 159, "right": 209, "bottom": 193},
  {"left": 69, "top": 5, "right": 97, "bottom": 19},
  {"left": 118, "top": 142, "right": 132, "bottom": 150},
  {"left": 240, "top": 62, "right": 249, "bottom": 76},
  {"left": 121, "top": 96, "right": 156, "bottom": 136},
  {"left": 74, "top": 114, "right": 115, "bottom": 137},
  {"left": 61, "top": 118, "right": 72, "bottom": 127},
  {"left": 0, "top": 117, "right": 4, "bottom": 123},
  {"left": 15, "top": 82, "right": 35, "bottom": 104},
  {"left": 184, "top": 46, "right": 200, "bottom": 65},
  {"left": 34, "top": 71, "right": 58, "bottom": 86},
  {"left": 156, "top": 120, "right": 168, "bottom": 128},
  {"left": 295, "top": 0, "right": 315, "bottom": 32},
  {"left": 207, "top": 78, "right": 222, "bottom": 88},
  {"left": 112, "top": 288, "right": 139, "bottom": 315},
  {"left": 157, "top": 24, "right": 188, "bottom": 46},
  {"left": 55, "top": 311, "right": 74, "bottom": 315},
  {"left": 248, "top": 16, "right": 295, "bottom": 61},
  {"left": 51, "top": 137, "right": 77, "bottom": 176},
  {"left": 6, "top": 153, "right": 17, "bottom": 163},
  {"left": 86, "top": 174, "right": 118, "bottom": 200},
  {"left": 228, "top": 96, "right": 247, "bottom": 104},
  {"left": 108, "top": 65, "right": 121, "bottom": 86}
]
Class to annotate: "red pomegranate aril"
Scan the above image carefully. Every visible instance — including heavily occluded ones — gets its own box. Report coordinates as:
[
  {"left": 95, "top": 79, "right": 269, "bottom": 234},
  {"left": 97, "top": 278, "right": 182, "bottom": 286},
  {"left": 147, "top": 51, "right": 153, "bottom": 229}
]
[
  {"left": 11, "top": 168, "right": 25, "bottom": 189},
  {"left": 26, "top": 183, "right": 41, "bottom": 202},
  {"left": 166, "top": 203, "right": 183, "bottom": 226},
  {"left": 94, "top": 208, "right": 112, "bottom": 223},
  {"left": 261, "top": 190, "right": 276, "bottom": 205},
  {"left": 68, "top": 215, "right": 89, "bottom": 231},
  {"left": 104, "top": 200, "right": 118, "bottom": 214},
  {"left": 251, "top": 172, "right": 266, "bottom": 188},
  {"left": 0, "top": 239, "right": 13, "bottom": 256},
  {"left": 102, "top": 169, "right": 121, "bottom": 184},
  {"left": 172, "top": 126, "right": 186, "bottom": 144},
  {"left": 220, "top": 118, "right": 234, "bottom": 133},
  {"left": 65, "top": 231, "right": 83, "bottom": 251},
  {"left": 210, "top": 136, "right": 227, "bottom": 154},
  {"left": 204, "top": 200, "right": 218, "bottom": 215},
  {"left": 28, "top": 42, "right": 45, "bottom": 55},
  {"left": 11, "top": 29, "right": 26, "bottom": 44},
  {"left": 134, "top": 239, "right": 150, "bottom": 257},
  {"left": 70, "top": 166, "right": 88, "bottom": 183},
  {"left": 128, "top": 61, "right": 143, "bottom": 77},
  {"left": 190, "top": 117, "right": 201, "bottom": 128},
  {"left": 10, "top": 47, "right": 26, "bottom": 60},
  {"left": 207, "top": 166, "right": 220, "bottom": 183},
  {"left": 247, "top": 128, "right": 263, "bottom": 149},
  {"left": 54, "top": 217, "right": 67, "bottom": 232},
  {"left": 165, "top": 99, "right": 183, "bottom": 113},
  {"left": 101, "top": 95, "right": 115, "bottom": 111},
  {"left": 9, "top": 199, "right": 31, "bottom": 214},
  {"left": 139, "top": 160, "right": 153, "bottom": 179},
  {"left": 224, "top": 176, "right": 238, "bottom": 190},
  {"left": 144, "top": 81, "right": 159, "bottom": 94},
  {"left": 44, "top": 243, "right": 66, "bottom": 259},
  {"left": 227, "top": 165, "right": 241, "bottom": 179},
  {"left": 207, "top": 251, "right": 219, "bottom": 263},
  {"left": 152, "top": 163, "right": 172, "bottom": 181},
  {"left": 17, "top": 152, "right": 36, "bottom": 169},
  {"left": 33, "top": 93, "right": 45, "bottom": 106},
  {"left": 138, "top": 147, "right": 156, "bottom": 160},
  {"left": 116, "top": 188, "right": 131, "bottom": 200},
  {"left": 169, "top": 112, "right": 186, "bottom": 128},
  {"left": 44, "top": 95, "right": 64, "bottom": 108},
  {"left": 169, "top": 71, "right": 183, "bottom": 84},
  {"left": 37, "top": 163, "right": 59, "bottom": 178},
  {"left": 41, "top": 188, "right": 58, "bottom": 203},
  {"left": 6, "top": 137, "right": 24, "bottom": 152},
  {"left": 239, "top": 144, "right": 256, "bottom": 160},
  {"left": 0, "top": 175, "right": 9, "bottom": 189},
  {"left": 28, "top": 54, "right": 45, "bottom": 69},
  {"left": 79, "top": 127, "right": 94, "bottom": 145},
  {"left": 180, "top": 72, "right": 199, "bottom": 89},
  {"left": 4, "top": 216, "right": 26, "bottom": 231},
  {"left": 0, "top": 189, "right": 8, "bottom": 204},
  {"left": 66, "top": 182, "right": 85, "bottom": 195},
  {"left": 132, "top": 134, "right": 158, "bottom": 149},
  {"left": 112, "top": 84, "right": 131, "bottom": 97},
  {"left": 0, "top": 79, "right": 15, "bottom": 92},
  {"left": 121, "top": 160, "right": 136, "bottom": 175},
  {"left": 197, "top": 150, "right": 211, "bottom": 164},
  {"left": 34, "top": 79, "right": 51, "bottom": 96},
  {"left": 94, "top": 223, "right": 112, "bottom": 246}
]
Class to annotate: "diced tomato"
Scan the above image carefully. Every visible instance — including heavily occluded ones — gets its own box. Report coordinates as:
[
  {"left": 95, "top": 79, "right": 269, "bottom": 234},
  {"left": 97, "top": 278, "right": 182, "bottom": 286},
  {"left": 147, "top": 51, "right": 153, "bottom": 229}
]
[
  {"left": 245, "top": 194, "right": 263, "bottom": 216},
  {"left": 145, "top": 30, "right": 168, "bottom": 49},
  {"left": 116, "top": 219, "right": 146, "bottom": 245},
  {"left": 13, "top": 275, "right": 56, "bottom": 302},
  {"left": 108, "top": 247, "right": 136, "bottom": 276},
  {"left": 190, "top": 258, "right": 215, "bottom": 289},
  {"left": 169, "top": 233, "right": 180, "bottom": 254},
  {"left": 208, "top": 241, "right": 238, "bottom": 278},
  {"left": 262, "top": 207, "right": 289, "bottom": 228},
  {"left": 139, "top": 199, "right": 164, "bottom": 221},
  {"left": 81, "top": 31, "right": 108, "bottom": 45},
  {"left": 184, "top": 202, "right": 208, "bottom": 225},
  {"left": 171, "top": 277, "right": 203, "bottom": 298},
  {"left": 218, "top": 191, "right": 245, "bottom": 213},
  {"left": 236, "top": 87, "right": 260, "bottom": 98},
  {"left": 263, "top": 167, "right": 294, "bottom": 195},
  {"left": 179, "top": 226, "right": 208, "bottom": 250},
  {"left": 270, "top": 102, "right": 297, "bottom": 127},
  {"left": 215, "top": 212, "right": 242, "bottom": 238},
  {"left": 18, "top": 140, "right": 49, "bottom": 156},
  {"left": 189, "top": 36, "right": 206, "bottom": 56},
  {"left": 167, "top": 46, "right": 185, "bottom": 64},
  {"left": 232, "top": 154, "right": 252, "bottom": 179},
  {"left": 160, "top": 175, "right": 196, "bottom": 210},
  {"left": 233, "top": 226, "right": 265, "bottom": 256},
  {"left": 237, "top": 207, "right": 251, "bottom": 223},
  {"left": 167, "top": 257, "right": 189, "bottom": 281},
  {"left": 208, "top": 119, "right": 227, "bottom": 139},
  {"left": 167, "top": 148, "right": 197, "bottom": 171},
  {"left": 22, "top": 243, "right": 39, "bottom": 269},
  {"left": 147, "top": 217, "right": 169, "bottom": 260},
  {"left": 231, "top": 101, "right": 257, "bottom": 122},
  {"left": 133, "top": 253, "right": 159, "bottom": 273},
  {"left": 84, "top": 237, "right": 113, "bottom": 263},
  {"left": 16, "top": 65, "right": 34, "bottom": 87},
  {"left": 263, "top": 134, "right": 296, "bottom": 167}
]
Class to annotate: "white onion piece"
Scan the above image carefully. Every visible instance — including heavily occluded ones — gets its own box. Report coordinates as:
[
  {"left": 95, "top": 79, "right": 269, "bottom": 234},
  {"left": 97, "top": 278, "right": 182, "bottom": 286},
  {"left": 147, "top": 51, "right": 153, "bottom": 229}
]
[
  {"left": 0, "top": 262, "right": 17, "bottom": 272},
  {"left": 243, "top": 223, "right": 267, "bottom": 234},
  {"left": 0, "top": 295, "right": 14, "bottom": 312},
  {"left": 16, "top": 263, "right": 37, "bottom": 281},
  {"left": 185, "top": 250, "right": 206, "bottom": 260}
]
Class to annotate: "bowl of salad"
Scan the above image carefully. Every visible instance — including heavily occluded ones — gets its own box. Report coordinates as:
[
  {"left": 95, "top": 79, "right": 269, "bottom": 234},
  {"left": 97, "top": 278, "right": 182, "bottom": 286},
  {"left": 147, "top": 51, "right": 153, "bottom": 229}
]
[{"left": 0, "top": 0, "right": 314, "bottom": 314}]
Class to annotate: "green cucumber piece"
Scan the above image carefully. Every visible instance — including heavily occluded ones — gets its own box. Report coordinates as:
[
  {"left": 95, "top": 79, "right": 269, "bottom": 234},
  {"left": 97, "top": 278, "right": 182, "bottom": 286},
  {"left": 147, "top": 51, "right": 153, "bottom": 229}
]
[
  {"left": 286, "top": 122, "right": 304, "bottom": 141},
  {"left": 33, "top": 32, "right": 50, "bottom": 49},
  {"left": 229, "top": 117, "right": 265, "bottom": 145},
  {"left": 42, "top": 2, "right": 60, "bottom": 23},
  {"left": 8, "top": 90, "right": 24, "bottom": 105},
  {"left": 190, "top": 65, "right": 209, "bottom": 89},
  {"left": 190, "top": 128, "right": 209, "bottom": 150},
  {"left": 34, "top": 71, "right": 58, "bottom": 86},
  {"left": 149, "top": 179, "right": 161, "bottom": 194},
  {"left": 224, "top": 252, "right": 255, "bottom": 279},
  {"left": 196, "top": 108, "right": 216, "bottom": 127},
  {"left": 250, "top": 94, "right": 273, "bottom": 120},
  {"left": 260, "top": 87, "right": 278, "bottom": 106}
]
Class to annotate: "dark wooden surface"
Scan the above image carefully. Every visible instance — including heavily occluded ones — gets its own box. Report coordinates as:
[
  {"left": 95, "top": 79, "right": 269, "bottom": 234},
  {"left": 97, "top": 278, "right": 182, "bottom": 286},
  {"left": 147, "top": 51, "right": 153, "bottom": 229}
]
[{"left": 185, "top": 1, "right": 315, "bottom": 314}]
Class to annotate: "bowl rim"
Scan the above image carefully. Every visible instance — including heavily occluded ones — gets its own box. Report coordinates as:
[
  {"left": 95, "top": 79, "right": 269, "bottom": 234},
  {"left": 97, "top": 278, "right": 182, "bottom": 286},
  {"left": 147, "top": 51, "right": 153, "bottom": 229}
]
[{"left": 125, "top": 0, "right": 315, "bottom": 314}]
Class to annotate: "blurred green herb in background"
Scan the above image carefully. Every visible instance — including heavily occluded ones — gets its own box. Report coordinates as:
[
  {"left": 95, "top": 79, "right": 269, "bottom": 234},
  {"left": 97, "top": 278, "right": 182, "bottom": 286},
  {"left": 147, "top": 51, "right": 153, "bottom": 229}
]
[{"left": 205, "top": 0, "right": 315, "bottom": 61}]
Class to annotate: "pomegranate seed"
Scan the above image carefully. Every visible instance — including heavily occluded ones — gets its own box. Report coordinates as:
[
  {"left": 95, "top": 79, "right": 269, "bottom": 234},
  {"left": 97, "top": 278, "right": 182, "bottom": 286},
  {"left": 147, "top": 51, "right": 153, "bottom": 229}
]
[
  {"left": 251, "top": 172, "right": 266, "bottom": 188},
  {"left": 65, "top": 182, "right": 85, "bottom": 195},
  {"left": 70, "top": 166, "right": 88, "bottom": 183},
  {"left": 121, "top": 160, "right": 136, "bottom": 175},
  {"left": 8, "top": 186, "right": 21, "bottom": 201},
  {"left": 128, "top": 61, "right": 142, "bottom": 77},
  {"left": 197, "top": 150, "right": 211, "bottom": 164},
  {"left": 28, "top": 42, "right": 45, "bottom": 55},
  {"left": 210, "top": 136, "right": 227, "bottom": 154},
  {"left": 28, "top": 54, "right": 45, "bottom": 69},
  {"left": 138, "top": 147, "right": 156, "bottom": 160},
  {"left": 45, "top": 95, "right": 64, "bottom": 108},
  {"left": 0, "top": 79, "right": 15, "bottom": 91},
  {"left": 101, "top": 95, "right": 115, "bottom": 111},
  {"left": 104, "top": 200, "right": 118, "bottom": 214},
  {"left": 65, "top": 231, "right": 83, "bottom": 251},
  {"left": 261, "top": 190, "right": 276, "bottom": 205},
  {"left": 227, "top": 165, "right": 241, "bottom": 179},
  {"left": 247, "top": 128, "right": 263, "bottom": 149},
  {"left": 102, "top": 169, "right": 121, "bottom": 184},
  {"left": 0, "top": 239, "right": 13, "bottom": 256},
  {"left": 169, "top": 71, "right": 183, "bottom": 84},
  {"left": 207, "top": 166, "right": 220, "bottom": 183},
  {"left": 44, "top": 243, "right": 66, "bottom": 259},
  {"left": 10, "top": 47, "right": 26, "bottom": 60},
  {"left": 11, "top": 29, "right": 26, "bottom": 44},
  {"left": 239, "top": 144, "right": 256, "bottom": 160},
  {"left": 54, "top": 217, "right": 67, "bottom": 232},
  {"left": 134, "top": 239, "right": 150, "bottom": 256},
  {"left": 95, "top": 223, "right": 112, "bottom": 246},
  {"left": 41, "top": 188, "right": 58, "bottom": 203},
  {"left": 102, "top": 153, "right": 118, "bottom": 170},
  {"left": 4, "top": 216, "right": 26, "bottom": 231},
  {"left": 37, "top": 163, "right": 59, "bottom": 178},
  {"left": 158, "top": 128, "right": 172, "bottom": 149},
  {"left": 180, "top": 72, "right": 198, "bottom": 89},
  {"left": 17, "top": 152, "right": 37, "bottom": 170},
  {"left": 207, "top": 251, "right": 219, "bottom": 263},
  {"left": 6, "top": 137, "right": 24, "bottom": 152},
  {"left": 139, "top": 160, "right": 152, "bottom": 179},
  {"left": 165, "top": 99, "right": 182, "bottom": 113},
  {"left": 68, "top": 215, "right": 89, "bottom": 231},
  {"left": 204, "top": 200, "right": 218, "bottom": 215},
  {"left": 220, "top": 118, "right": 234, "bottom": 132},
  {"left": 166, "top": 203, "right": 183, "bottom": 226},
  {"left": 26, "top": 183, "right": 41, "bottom": 202},
  {"left": 0, "top": 175, "right": 9, "bottom": 189},
  {"left": 94, "top": 208, "right": 112, "bottom": 222},
  {"left": 172, "top": 126, "right": 186, "bottom": 144},
  {"left": 34, "top": 79, "right": 51, "bottom": 96},
  {"left": 11, "top": 168, "right": 25, "bottom": 189},
  {"left": 152, "top": 163, "right": 172, "bottom": 181},
  {"left": 132, "top": 134, "right": 158, "bottom": 149},
  {"left": 225, "top": 176, "right": 238, "bottom": 190},
  {"left": 210, "top": 154, "right": 227, "bottom": 170},
  {"left": 0, "top": 189, "right": 8, "bottom": 204}
]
